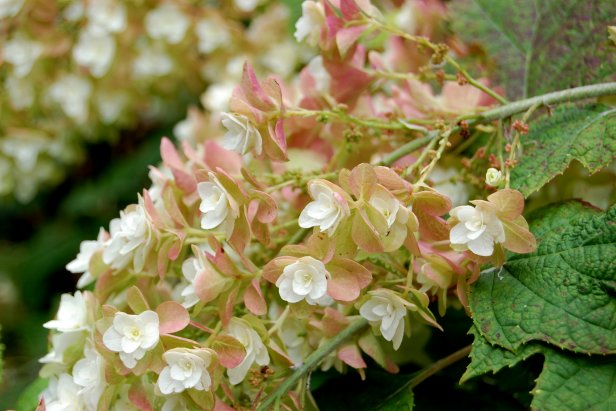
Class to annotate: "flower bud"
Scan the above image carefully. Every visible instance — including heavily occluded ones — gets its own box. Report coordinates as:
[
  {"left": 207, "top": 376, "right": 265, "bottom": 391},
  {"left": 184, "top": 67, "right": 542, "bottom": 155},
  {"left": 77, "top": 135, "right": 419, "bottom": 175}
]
[{"left": 485, "top": 167, "right": 503, "bottom": 187}]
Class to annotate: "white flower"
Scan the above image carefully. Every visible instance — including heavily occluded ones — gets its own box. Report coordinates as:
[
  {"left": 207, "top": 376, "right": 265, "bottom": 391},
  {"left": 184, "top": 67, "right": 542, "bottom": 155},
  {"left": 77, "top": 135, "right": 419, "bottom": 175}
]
[
  {"left": 369, "top": 185, "right": 410, "bottom": 251},
  {"left": 0, "top": 132, "right": 48, "bottom": 173},
  {"left": 73, "top": 346, "right": 105, "bottom": 410},
  {"left": 102, "top": 204, "right": 153, "bottom": 271},
  {"left": 102, "top": 311, "right": 160, "bottom": 369},
  {"left": 195, "top": 19, "right": 231, "bottom": 54},
  {"left": 63, "top": 2, "right": 83, "bottom": 21},
  {"left": 201, "top": 83, "right": 234, "bottom": 113},
  {"left": 294, "top": 1, "right": 325, "bottom": 47},
  {"left": 306, "top": 56, "right": 330, "bottom": 94},
  {"left": 5, "top": 74, "right": 34, "bottom": 109},
  {"left": 73, "top": 29, "right": 116, "bottom": 78},
  {"left": 42, "top": 373, "right": 81, "bottom": 411},
  {"left": 178, "top": 257, "right": 203, "bottom": 308},
  {"left": 66, "top": 228, "right": 106, "bottom": 288},
  {"left": 395, "top": 1, "right": 417, "bottom": 32},
  {"left": 39, "top": 331, "right": 84, "bottom": 365},
  {"left": 226, "top": 318, "right": 269, "bottom": 385},
  {"left": 157, "top": 348, "right": 213, "bottom": 394},
  {"left": 44, "top": 291, "right": 89, "bottom": 332},
  {"left": 276, "top": 256, "right": 332, "bottom": 306},
  {"left": 86, "top": 0, "right": 126, "bottom": 35},
  {"left": 133, "top": 46, "right": 173, "bottom": 78},
  {"left": 449, "top": 204, "right": 505, "bottom": 256},
  {"left": 279, "top": 319, "right": 310, "bottom": 365},
  {"left": 0, "top": 0, "right": 24, "bottom": 18},
  {"left": 234, "top": 0, "right": 259, "bottom": 12},
  {"left": 162, "top": 396, "right": 189, "bottom": 411},
  {"left": 261, "top": 41, "right": 299, "bottom": 78},
  {"left": 220, "top": 112, "right": 263, "bottom": 156},
  {"left": 145, "top": 3, "right": 189, "bottom": 44},
  {"left": 299, "top": 180, "right": 349, "bottom": 236},
  {"left": 360, "top": 290, "right": 407, "bottom": 350},
  {"left": 197, "top": 172, "right": 236, "bottom": 234},
  {"left": 96, "top": 91, "right": 128, "bottom": 124},
  {"left": 48, "top": 75, "right": 92, "bottom": 123},
  {"left": 3, "top": 35, "right": 43, "bottom": 77},
  {"left": 485, "top": 167, "right": 503, "bottom": 187}
]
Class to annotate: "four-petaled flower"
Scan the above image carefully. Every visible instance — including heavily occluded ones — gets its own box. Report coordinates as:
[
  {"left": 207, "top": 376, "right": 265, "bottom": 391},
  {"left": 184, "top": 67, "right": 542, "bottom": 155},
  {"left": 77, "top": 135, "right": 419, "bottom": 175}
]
[
  {"left": 299, "top": 180, "right": 350, "bottom": 236},
  {"left": 157, "top": 348, "right": 213, "bottom": 394},
  {"left": 220, "top": 112, "right": 263, "bottom": 156},
  {"left": 102, "top": 310, "right": 160, "bottom": 369},
  {"left": 276, "top": 256, "right": 332, "bottom": 306},
  {"left": 360, "top": 290, "right": 407, "bottom": 350},
  {"left": 449, "top": 204, "right": 505, "bottom": 256}
]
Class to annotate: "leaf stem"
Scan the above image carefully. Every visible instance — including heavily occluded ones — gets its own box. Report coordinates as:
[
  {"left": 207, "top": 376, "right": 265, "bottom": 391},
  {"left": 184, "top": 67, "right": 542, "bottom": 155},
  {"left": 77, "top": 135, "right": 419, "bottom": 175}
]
[
  {"left": 256, "top": 318, "right": 369, "bottom": 411},
  {"left": 408, "top": 344, "right": 472, "bottom": 389}
]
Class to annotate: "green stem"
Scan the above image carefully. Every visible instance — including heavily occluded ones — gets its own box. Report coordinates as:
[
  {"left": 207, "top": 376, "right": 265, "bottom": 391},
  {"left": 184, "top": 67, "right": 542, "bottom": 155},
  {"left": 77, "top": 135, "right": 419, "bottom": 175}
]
[
  {"left": 409, "top": 345, "right": 472, "bottom": 388},
  {"left": 256, "top": 318, "right": 369, "bottom": 411},
  {"left": 383, "top": 82, "right": 616, "bottom": 167}
]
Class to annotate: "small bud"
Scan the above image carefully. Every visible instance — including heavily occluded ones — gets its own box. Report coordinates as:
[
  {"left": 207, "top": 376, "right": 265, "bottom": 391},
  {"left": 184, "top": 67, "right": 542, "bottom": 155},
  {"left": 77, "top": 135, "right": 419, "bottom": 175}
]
[
  {"left": 456, "top": 72, "right": 468, "bottom": 86},
  {"left": 485, "top": 168, "right": 503, "bottom": 186},
  {"left": 505, "top": 143, "right": 512, "bottom": 153},
  {"left": 475, "top": 147, "right": 486, "bottom": 158},
  {"left": 512, "top": 119, "right": 529, "bottom": 134},
  {"left": 435, "top": 69, "right": 445, "bottom": 85}
]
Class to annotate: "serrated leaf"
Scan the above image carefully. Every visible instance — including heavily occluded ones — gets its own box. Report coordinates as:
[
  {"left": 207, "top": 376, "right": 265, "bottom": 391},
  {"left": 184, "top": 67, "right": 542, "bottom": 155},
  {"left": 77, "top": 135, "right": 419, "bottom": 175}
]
[
  {"left": 463, "top": 329, "right": 616, "bottom": 411},
  {"left": 451, "top": 0, "right": 616, "bottom": 98},
  {"left": 511, "top": 105, "right": 616, "bottom": 196},
  {"left": 470, "top": 201, "right": 616, "bottom": 354}
]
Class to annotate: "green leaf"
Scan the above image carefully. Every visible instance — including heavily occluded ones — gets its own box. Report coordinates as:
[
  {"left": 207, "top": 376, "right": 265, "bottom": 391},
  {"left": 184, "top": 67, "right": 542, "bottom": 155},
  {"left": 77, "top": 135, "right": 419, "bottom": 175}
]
[
  {"left": 511, "top": 104, "right": 616, "bottom": 196},
  {"left": 377, "top": 386, "right": 414, "bottom": 411},
  {"left": 16, "top": 378, "right": 48, "bottom": 411},
  {"left": 463, "top": 329, "right": 616, "bottom": 411},
  {"left": 470, "top": 201, "right": 616, "bottom": 354},
  {"left": 451, "top": 0, "right": 616, "bottom": 99}
]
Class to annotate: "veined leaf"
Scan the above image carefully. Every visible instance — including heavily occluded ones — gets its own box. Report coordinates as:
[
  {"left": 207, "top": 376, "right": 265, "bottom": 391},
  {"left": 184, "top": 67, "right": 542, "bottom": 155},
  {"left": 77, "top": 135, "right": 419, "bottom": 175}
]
[
  {"left": 511, "top": 104, "right": 616, "bottom": 196},
  {"left": 451, "top": 0, "right": 616, "bottom": 98},
  {"left": 463, "top": 328, "right": 616, "bottom": 411},
  {"left": 470, "top": 201, "right": 616, "bottom": 354}
]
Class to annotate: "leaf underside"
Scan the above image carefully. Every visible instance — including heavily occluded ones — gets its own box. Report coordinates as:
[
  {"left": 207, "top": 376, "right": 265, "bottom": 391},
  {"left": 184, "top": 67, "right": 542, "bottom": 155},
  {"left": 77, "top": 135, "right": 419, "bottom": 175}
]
[{"left": 451, "top": 0, "right": 616, "bottom": 99}]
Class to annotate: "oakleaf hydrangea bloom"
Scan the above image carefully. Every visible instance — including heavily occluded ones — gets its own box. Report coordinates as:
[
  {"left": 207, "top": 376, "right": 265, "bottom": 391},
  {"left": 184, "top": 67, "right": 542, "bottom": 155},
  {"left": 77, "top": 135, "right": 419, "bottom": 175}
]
[
  {"left": 103, "top": 310, "right": 160, "bottom": 369},
  {"left": 39, "top": 331, "right": 85, "bottom": 366},
  {"left": 299, "top": 180, "right": 350, "bottom": 236},
  {"left": 227, "top": 318, "right": 270, "bottom": 385},
  {"left": 43, "top": 291, "right": 89, "bottom": 332},
  {"left": 72, "top": 346, "right": 106, "bottom": 410},
  {"left": 220, "top": 112, "right": 263, "bottom": 156},
  {"left": 178, "top": 257, "right": 204, "bottom": 308},
  {"left": 369, "top": 185, "right": 411, "bottom": 251},
  {"left": 73, "top": 29, "right": 116, "bottom": 78},
  {"left": 3, "top": 34, "right": 42, "bottom": 77},
  {"left": 449, "top": 204, "right": 505, "bottom": 256},
  {"left": 102, "top": 204, "right": 153, "bottom": 271},
  {"left": 276, "top": 256, "right": 331, "bottom": 306},
  {"left": 198, "top": 172, "right": 236, "bottom": 234},
  {"left": 485, "top": 167, "right": 503, "bottom": 187},
  {"left": 86, "top": 0, "right": 127, "bottom": 35},
  {"left": 42, "top": 373, "right": 81, "bottom": 411},
  {"left": 48, "top": 74, "right": 92, "bottom": 123},
  {"left": 66, "top": 227, "right": 107, "bottom": 288},
  {"left": 294, "top": 0, "right": 325, "bottom": 47},
  {"left": 145, "top": 3, "right": 189, "bottom": 44},
  {"left": 157, "top": 348, "right": 213, "bottom": 394},
  {"left": 360, "top": 290, "right": 407, "bottom": 350}
]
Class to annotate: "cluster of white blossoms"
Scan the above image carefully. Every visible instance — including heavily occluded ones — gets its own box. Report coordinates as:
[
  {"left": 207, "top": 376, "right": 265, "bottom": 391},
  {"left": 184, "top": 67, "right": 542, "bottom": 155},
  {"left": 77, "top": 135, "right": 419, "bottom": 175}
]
[{"left": 0, "top": 0, "right": 303, "bottom": 202}]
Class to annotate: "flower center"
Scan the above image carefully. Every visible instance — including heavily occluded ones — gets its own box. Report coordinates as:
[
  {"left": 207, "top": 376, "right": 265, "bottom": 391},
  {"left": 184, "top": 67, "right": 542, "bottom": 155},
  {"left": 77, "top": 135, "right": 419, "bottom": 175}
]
[{"left": 128, "top": 327, "right": 141, "bottom": 340}]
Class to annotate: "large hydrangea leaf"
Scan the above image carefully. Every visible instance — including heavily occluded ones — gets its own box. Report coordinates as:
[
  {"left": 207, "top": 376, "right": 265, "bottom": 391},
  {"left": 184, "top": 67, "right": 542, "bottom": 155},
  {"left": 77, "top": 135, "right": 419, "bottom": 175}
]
[
  {"left": 510, "top": 104, "right": 616, "bottom": 196},
  {"left": 450, "top": 0, "right": 616, "bottom": 99},
  {"left": 463, "top": 327, "right": 616, "bottom": 410},
  {"left": 469, "top": 201, "right": 616, "bottom": 354}
]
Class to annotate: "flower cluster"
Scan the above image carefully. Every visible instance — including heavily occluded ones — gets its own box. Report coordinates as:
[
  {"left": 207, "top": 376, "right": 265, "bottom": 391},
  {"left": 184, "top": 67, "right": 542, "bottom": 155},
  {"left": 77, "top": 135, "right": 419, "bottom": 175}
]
[
  {"left": 0, "top": 0, "right": 302, "bottom": 201},
  {"left": 40, "top": 0, "right": 538, "bottom": 409}
]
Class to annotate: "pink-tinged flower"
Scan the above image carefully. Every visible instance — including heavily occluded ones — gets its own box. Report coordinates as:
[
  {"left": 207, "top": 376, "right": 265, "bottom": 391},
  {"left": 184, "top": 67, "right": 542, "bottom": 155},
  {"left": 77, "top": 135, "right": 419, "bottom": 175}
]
[
  {"left": 360, "top": 290, "right": 407, "bottom": 350},
  {"left": 226, "top": 318, "right": 269, "bottom": 385},
  {"left": 157, "top": 348, "right": 213, "bottom": 394},
  {"left": 102, "top": 311, "right": 160, "bottom": 369},
  {"left": 294, "top": 1, "right": 325, "bottom": 47},
  {"left": 299, "top": 180, "right": 350, "bottom": 236},
  {"left": 43, "top": 291, "right": 89, "bottom": 332},
  {"left": 220, "top": 112, "right": 263, "bottom": 155},
  {"left": 449, "top": 204, "right": 505, "bottom": 257},
  {"left": 275, "top": 256, "right": 332, "bottom": 306}
]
